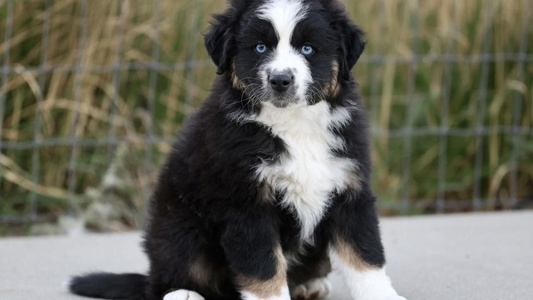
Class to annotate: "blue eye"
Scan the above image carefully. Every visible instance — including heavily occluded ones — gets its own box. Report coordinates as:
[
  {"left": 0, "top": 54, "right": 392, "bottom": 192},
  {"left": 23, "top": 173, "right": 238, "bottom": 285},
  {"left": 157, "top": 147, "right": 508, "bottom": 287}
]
[
  {"left": 301, "top": 44, "right": 314, "bottom": 56},
  {"left": 255, "top": 43, "right": 267, "bottom": 54}
]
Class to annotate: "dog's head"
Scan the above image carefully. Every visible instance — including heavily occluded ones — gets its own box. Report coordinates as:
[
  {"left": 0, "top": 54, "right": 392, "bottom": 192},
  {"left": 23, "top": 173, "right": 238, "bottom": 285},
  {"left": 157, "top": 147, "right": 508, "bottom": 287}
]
[{"left": 205, "top": 0, "right": 365, "bottom": 108}]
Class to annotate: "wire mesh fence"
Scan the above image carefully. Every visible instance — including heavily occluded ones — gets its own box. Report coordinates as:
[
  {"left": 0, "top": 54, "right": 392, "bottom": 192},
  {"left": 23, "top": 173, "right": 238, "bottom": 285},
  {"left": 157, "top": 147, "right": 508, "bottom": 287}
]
[{"left": 0, "top": 0, "right": 532, "bottom": 231}]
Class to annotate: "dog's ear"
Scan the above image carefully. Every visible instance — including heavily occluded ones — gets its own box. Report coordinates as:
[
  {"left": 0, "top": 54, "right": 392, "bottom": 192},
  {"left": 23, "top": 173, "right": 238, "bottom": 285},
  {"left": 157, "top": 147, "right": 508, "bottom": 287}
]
[
  {"left": 338, "top": 22, "right": 366, "bottom": 80},
  {"left": 205, "top": 13, "right": 236, "bottom": 75},
  {"left": 205, "top": 1, "right": 256, "bottom": 74}
]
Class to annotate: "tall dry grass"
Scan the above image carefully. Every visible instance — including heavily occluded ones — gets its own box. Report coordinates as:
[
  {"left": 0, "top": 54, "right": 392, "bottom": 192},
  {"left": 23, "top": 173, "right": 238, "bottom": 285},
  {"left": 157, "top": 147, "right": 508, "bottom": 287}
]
[{"left": 0, "top": 0, "right": 532, "bottom": 231}]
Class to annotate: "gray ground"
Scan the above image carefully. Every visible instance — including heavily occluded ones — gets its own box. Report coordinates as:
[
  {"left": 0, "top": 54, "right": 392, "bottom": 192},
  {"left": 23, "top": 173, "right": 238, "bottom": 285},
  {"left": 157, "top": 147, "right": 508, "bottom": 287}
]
[{"left": 1, "top": 211, "right": 532, "bottom": 300}]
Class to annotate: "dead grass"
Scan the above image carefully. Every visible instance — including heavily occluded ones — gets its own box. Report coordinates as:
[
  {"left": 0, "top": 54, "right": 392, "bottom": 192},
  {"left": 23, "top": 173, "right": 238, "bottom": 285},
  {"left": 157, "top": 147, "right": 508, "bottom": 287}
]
[{"left": 0, "top": 0, "right": 532, "bottom": 228}]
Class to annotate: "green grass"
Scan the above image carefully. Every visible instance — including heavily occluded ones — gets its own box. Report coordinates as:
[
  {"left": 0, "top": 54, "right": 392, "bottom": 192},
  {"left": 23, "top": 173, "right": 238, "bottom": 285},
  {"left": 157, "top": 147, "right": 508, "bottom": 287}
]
[{"left": 1, "top": 0, "right": 532, "bottom": 232}]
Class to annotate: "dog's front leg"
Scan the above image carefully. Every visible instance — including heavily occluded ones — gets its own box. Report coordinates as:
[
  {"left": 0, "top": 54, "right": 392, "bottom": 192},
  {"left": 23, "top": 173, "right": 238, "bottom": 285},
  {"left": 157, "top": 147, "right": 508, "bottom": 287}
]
[
  {"left": 328, "top": 188, "right": 406, "bottom": 300},
  {"left": 221, "top": 208, "right": 290, "bottom": 300}
]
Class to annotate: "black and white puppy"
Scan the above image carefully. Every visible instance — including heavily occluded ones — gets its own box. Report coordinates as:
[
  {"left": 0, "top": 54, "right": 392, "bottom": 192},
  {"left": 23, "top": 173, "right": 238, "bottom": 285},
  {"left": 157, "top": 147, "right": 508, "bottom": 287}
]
[{"left": 70, "top": 0, "right": 406, "bottom": 300}]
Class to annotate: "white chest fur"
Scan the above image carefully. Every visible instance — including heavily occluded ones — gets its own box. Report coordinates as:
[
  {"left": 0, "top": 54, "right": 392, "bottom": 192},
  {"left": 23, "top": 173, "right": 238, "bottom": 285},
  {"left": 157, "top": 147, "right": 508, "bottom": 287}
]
[{"left": 254, "top": 101, "right": 358, "bottom": 240}]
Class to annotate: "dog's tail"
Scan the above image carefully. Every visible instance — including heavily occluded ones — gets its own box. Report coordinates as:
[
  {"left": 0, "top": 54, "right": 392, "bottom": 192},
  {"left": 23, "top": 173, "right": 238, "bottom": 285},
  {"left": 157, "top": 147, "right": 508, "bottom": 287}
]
[{"left": 69, "top": 272, "right": 147, "bottom": 300}]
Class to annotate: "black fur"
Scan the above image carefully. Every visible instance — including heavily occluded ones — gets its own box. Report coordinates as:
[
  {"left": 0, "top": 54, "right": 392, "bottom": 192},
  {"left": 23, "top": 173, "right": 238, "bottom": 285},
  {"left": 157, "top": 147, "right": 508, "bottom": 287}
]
[
  {"left": 70, "top": 273, "right": 147, "bottom": 300},
  {"left": 70, "top": 1, "right": 385, "bottom": 300}
]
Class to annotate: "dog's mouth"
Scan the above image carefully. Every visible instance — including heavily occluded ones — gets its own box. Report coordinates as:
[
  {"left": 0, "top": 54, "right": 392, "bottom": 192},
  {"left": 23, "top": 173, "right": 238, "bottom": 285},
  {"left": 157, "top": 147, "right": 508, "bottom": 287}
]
[
  {"left": 242, "top": 83, "right": 300, "bottom": 108},
  {"left": 269, "top": 99, "right": 292, "bottom": 108},
  {"left": 267, "top": 88, "right": 299, "bottom": 107}
]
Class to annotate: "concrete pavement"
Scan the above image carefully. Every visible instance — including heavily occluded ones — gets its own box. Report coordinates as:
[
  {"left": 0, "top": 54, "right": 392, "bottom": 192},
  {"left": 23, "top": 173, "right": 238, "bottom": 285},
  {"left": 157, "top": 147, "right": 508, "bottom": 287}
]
[{"left": 1, "top": 211, "right": 532, "bottom": 300}]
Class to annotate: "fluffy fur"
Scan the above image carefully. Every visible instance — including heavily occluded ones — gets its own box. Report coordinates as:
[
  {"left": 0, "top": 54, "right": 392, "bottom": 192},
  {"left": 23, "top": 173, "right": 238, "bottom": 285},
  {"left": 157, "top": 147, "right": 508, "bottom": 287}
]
[{"left": 69, "top": 0, "right": 405, "bottom": 299}]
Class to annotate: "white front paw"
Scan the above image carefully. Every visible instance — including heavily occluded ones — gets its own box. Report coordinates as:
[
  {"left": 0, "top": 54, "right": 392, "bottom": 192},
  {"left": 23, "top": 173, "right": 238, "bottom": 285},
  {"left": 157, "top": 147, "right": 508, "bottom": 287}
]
[
  {"left": 163, "top": 290, "right": 205, "bottom": 300},
  {"left": 291, "top": 278, "right": 331, "bottom": 299}
]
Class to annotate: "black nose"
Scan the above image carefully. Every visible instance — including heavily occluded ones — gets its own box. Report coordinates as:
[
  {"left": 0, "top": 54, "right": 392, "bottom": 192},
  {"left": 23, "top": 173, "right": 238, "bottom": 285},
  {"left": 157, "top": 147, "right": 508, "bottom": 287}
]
[{"left": 269, "top": 74, "right": 293, "bottom": 92}]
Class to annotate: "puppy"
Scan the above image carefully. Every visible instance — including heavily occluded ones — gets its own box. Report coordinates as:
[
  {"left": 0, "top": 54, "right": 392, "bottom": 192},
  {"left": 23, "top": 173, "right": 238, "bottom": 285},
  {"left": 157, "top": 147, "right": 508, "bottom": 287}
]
[{"left": 70, "top": 0, "right": 406, "bottom": 300}]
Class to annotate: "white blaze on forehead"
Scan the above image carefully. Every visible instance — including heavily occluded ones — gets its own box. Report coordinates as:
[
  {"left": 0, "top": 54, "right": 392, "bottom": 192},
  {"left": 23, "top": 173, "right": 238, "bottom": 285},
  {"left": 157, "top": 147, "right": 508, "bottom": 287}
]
[
  {"left": 257, "top": 0, "right": 307, "bottom": 46},
  {"left": 257, "top": 0, "right": 312, "bottom": 102}
]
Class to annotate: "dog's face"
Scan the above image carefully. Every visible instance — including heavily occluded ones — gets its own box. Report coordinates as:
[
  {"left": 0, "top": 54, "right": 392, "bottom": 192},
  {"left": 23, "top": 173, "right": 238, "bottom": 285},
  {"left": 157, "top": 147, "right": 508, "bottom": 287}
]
[{"left": 205, "top": 0, "right": 365, "bottom": 108}]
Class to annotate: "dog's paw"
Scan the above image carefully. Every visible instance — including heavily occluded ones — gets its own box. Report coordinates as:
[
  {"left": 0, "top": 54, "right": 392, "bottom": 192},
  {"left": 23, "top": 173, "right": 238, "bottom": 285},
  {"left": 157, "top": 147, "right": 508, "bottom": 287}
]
[
  {"left": 163, "top": 290, "right": 205, "bottom": 300},
  {"left": 291, "top": 278, "right": 331, "bottom": 299}
]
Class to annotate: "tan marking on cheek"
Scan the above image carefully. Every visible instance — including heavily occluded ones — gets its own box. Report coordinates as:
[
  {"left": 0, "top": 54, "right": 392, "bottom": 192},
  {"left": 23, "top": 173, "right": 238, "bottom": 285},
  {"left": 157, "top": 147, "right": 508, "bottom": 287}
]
[
  {"left": 231, "top": 60, "right": 246, "bottom": 90},
  {"left": 327, "top": 61, "right": 341, "bottom": 98},
  {"left": 333, "top": 236, "right": 379, "bottom": 271},
  {"left": 321, "top": 60, "right": 341, "bottom": 99},
  {"left": 238, "top": 245, "right": 288, "bottom": 298}
]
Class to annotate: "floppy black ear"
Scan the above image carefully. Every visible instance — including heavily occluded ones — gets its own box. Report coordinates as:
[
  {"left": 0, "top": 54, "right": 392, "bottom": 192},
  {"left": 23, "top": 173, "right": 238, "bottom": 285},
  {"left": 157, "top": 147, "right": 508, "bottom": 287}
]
[
  {"left": 339, "top": 22, "right": 366, "bottom": 80},
  {"left": 204, "top": 14, "right": 236, "bottom": 75}
]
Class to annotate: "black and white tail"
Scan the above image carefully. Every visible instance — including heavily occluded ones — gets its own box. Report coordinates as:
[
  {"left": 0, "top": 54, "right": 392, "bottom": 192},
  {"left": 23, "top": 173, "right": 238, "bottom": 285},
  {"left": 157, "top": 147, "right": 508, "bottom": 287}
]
[{"left": 69, "top": 272, "right": 147, "bottom": 300}]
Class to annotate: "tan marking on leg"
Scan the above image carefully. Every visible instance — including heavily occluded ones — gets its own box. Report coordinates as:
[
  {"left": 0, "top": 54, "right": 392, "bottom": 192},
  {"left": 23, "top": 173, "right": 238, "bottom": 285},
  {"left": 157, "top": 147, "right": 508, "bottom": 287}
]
[
  {"left": 189, "top": 254, "right": 227, "bottom": 294},
  {"left": 238, "top": 245, "right": 288, "bottom": 298},
  {"left": 333, "top": 236, "right": 378, "bottom": 271}
]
